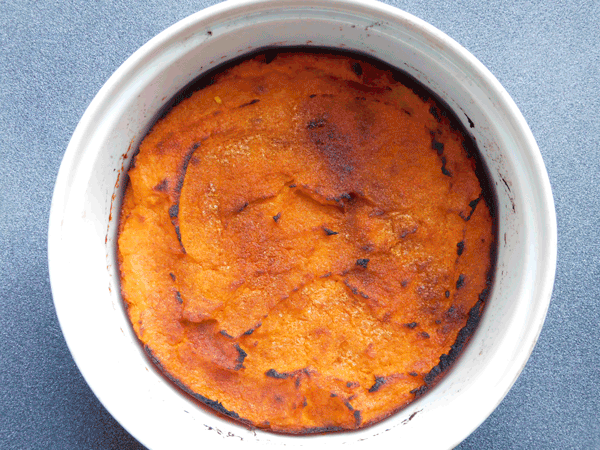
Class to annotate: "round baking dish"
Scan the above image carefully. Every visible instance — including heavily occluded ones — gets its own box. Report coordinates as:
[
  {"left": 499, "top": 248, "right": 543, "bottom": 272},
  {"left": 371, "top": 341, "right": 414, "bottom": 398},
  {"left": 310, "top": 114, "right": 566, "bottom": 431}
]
[{"left": 48, "top": 1, "right": 557, "bottom": 448}]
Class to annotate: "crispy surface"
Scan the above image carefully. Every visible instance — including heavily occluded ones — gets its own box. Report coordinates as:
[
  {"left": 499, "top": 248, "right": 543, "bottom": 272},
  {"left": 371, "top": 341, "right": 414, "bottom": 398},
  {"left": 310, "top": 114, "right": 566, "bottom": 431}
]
[{"left": 118, "top": 51, "right": 495, "bottom": 433}]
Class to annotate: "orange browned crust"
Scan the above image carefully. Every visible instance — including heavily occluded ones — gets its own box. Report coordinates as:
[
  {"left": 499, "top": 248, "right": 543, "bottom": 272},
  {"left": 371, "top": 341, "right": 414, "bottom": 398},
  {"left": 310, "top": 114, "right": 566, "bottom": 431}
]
[{"left": 118, "top": 50, "right": 496, "bottom": 433}]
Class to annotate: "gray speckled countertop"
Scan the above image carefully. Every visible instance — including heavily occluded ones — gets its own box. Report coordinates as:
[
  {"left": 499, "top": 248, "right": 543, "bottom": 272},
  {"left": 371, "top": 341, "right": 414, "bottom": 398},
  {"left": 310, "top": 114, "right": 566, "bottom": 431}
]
[{"left": 1, "top": 0, "right": 598, "bottom": 448}]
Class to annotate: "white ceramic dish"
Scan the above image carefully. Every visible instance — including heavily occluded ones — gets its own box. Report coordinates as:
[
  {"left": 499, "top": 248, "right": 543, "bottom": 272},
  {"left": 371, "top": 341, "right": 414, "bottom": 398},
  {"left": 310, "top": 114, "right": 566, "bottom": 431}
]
[{"left": 48, "top": 0, "right": 557, "bottom": 448}]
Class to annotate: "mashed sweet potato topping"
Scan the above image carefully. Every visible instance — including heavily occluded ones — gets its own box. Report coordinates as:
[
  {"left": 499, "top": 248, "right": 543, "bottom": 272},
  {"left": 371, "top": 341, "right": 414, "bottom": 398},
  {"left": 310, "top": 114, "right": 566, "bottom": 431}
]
[{"left": 118, "top": 50, "right": 495, "bottom": 433}]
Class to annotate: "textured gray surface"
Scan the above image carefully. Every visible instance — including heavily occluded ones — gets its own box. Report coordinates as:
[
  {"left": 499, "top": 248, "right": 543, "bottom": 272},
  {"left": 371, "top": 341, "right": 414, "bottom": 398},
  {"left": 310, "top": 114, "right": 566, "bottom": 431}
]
[{"left": 1, "top": 0, "right": 598, "bottom": 449}]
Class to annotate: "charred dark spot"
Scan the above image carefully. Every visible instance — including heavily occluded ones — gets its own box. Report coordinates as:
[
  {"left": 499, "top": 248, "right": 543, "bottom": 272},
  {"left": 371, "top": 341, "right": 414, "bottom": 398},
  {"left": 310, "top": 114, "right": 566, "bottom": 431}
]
[
  {"left": 456, "top": 274, "right": 466, "bottom": 289},
  {"left": 420, "top": 331, "right": 430, "bottom": 339},
  {"left": 336, "top": 192, "right": 354, "bottom": 202},
  {"left": 410, "top": 385, "right": 428, "bottom": 397},
  {"left": 354, "top": 409, "right": 362, "bottom": 425},
  {"left": 356, "top": 258, "right": 369, "bottom": 268},
  {"left": 303, "top": 397, "right": 308, "bottom": 407},
  {"left": 175, "top": 291, "right": 183, "bottom": 304},
  {"left": 469, "top": 197, "right": 481, "bottom": 210},
  {"left": 265, "top": 369, "right": 289, "bottom": 379},
  {"left": 239, "top": 99, "right": 260, "bottom": 108},
  {"left": 351, "top": 62, "right": 363, "bottom": 77},
  {"left": 237, "top": 202, "right": 249, "bottom": 213},
  {"left": 289, "top": 183, "right": 297, "bottom": 188},
  {"left": 459, "top": 300, "right": 484, "bottom": 349},
  {"left": 347, "top": 381, "right": 359, "bottom": 388},
  {"left": 331, "top": 392, "right": 338, "bottom": 398},
  {"left": 479, "top": 284, "right": 492, "bottom": 302},
  {"left": 461, "top": 196, "right": 481, "bottom": 221},
  {"left": 355, "top": 96, "right": 367, "bottom": 101},
  {"left": 441, "top": 156, "right": 452, "bottom": 176},
  {"left": 424, "top": 367, "right": 440, "bottom": 384},
  {"left": 234, "top": 344, "right": 247, "bottom": 370},
  {"left": 173, "top": 228, "right": 184, "bottom": 252},
  {"left": 170, "top": 144, "right": 200, "bottom": 254},
  {"left": 409, "top": 372, "right": 418, "bottom": 377},
  {"left": 429, "top": 105, "right": 441, "bottom": 122},
  {"left": 344, "top": 280, "right": 359, "bottom": 296},
  {"left": 368, "top": 376, "right": 386, "bottom": 393},
  {"left": 457, "top": 241, "right": 465, "bottom": 255},
  {"left": 400, "top": 226, "right": 418, "bottom": 238},
  {"left": 263, "top": 50, "right": 277, "bottom": 64},
  {"left": 309, "top": 94, "right": 317, "bottom": 98},
  {"left": 445, "top": 290, "right": 450, "bottom": 298},
  {"left": 401, "top": 280, "right": 409, "bottom": 287},
  {"left": 424, "top": 364, "right": 442, "bottom": 385},
  {"left": 220, "top": 330, "right": 233, "bottom": 338},
  {"left": 307, "top": 117, "right": 327, "bottom": 129},
  {"left": 405, "top": 322, "right": 418, "bottom": 329},
  {"left": 153, "top": 179, "right": 169, "bottom": 192},
  {"left": 169, "top": 272, "right": 176, "bottom": 281},
  {"left": 273, "top": 212, "right": 281, "bottom": 222},
  {"left": 243, "top": 322, "right": 262, "bottom": 336},
  {"left": 439, "top": 353, "right": 452, "bottom": 372},
  {"left": 432, "top": 139, "right": 444, "bottom": 155},
  {"left": 323, "top": 227, "right": 338, "bottom": 235}
]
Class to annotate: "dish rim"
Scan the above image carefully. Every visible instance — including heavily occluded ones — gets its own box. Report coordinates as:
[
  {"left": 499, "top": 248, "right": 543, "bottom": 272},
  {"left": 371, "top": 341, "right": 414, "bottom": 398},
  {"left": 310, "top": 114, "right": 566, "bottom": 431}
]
[{"left": 48, "top": 0, "right": 557, "bottom": 448}]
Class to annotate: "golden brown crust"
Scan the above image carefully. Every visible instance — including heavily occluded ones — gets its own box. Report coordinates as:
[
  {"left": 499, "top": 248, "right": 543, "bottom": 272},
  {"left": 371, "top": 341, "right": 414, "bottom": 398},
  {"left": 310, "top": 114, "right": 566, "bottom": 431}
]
[{"left": 118, "top": 50, "right": 495, "bottom": 433}]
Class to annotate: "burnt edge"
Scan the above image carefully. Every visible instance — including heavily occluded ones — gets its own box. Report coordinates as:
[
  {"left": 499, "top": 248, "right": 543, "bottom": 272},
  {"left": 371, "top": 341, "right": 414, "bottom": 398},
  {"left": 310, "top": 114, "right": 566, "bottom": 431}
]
[
  {"left": 142, "top": 344, "right": 244, "bottom": 422},
  {"left": 410, "top": 271, "right": 495, "bottom": 398},
  {"left": 142, "top": 343, "right": 353, "bottom": 435}
]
